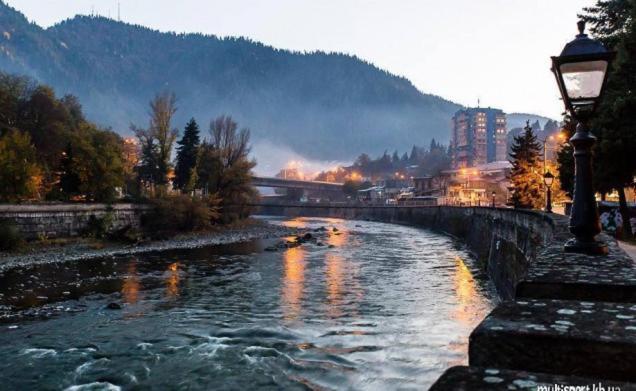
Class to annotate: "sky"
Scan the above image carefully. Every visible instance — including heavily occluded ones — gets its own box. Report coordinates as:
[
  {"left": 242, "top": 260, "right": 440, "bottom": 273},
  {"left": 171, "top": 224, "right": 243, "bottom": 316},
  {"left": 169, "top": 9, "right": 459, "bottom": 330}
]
[{"left": 5, "top": 0, "right": 595, "bottom": 120}]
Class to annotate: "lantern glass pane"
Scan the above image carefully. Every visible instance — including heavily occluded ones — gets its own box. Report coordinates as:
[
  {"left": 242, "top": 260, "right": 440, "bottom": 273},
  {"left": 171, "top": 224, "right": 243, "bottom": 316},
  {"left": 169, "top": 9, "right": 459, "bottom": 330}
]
[
  {"left": 559, "top": 60, "right": 607, "bottom": 99},
  {"left": 544, "top": 177, "right": 554, "bottom": 186}
]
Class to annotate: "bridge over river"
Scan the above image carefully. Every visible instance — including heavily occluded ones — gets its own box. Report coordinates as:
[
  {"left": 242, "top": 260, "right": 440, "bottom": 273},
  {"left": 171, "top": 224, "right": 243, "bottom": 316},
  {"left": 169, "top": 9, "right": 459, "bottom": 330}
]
[{"left": 251, "top": 176, "right": 344, "bottom": 192}]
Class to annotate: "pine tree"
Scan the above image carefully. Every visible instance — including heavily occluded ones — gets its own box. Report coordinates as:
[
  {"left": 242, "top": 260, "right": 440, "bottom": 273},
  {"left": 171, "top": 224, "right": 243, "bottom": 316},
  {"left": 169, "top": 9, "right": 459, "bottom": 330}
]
[
  {"left": 174, "top": 118, "right": 200, "bottom": 192},
  {"left": 391, "top": 150, "right": 400, "bottom": 164},
  {"left": 409, "top": 145, "right": 420, "bottom": 164},
  {"left": 509, "top": 121, "right": 544, "bottom": 209},
  {"left": 579, "top": 0, "right": 636, "bottom": 238}
]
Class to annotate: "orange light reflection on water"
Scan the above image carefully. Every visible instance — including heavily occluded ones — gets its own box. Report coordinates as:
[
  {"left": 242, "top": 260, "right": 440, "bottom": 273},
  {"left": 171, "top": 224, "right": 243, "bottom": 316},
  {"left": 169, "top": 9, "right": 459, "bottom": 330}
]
[
  {"left": 282, "top": 246, "right": 306, "bottom": 322},
  {"left": 452, "top": 256, "right": 486, "bottom": 326},
  {"left": 122, "top": 260, "right": 141, "bottom": 304},
  {"left": 165, "top": 262, "right": 180, "bottom": 298},
  {"left": 281, "top": 218, "right": 309, "bottom": 229},
  {"left": 325, "top": 253, "right": 344, "bottom": 319}
]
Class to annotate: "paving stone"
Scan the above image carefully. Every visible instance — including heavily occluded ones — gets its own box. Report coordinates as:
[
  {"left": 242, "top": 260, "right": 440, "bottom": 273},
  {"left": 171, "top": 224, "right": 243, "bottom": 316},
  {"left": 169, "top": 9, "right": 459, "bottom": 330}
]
[
  {"left": 430, "top": 366, "right": 636, "bottom": 391},
  {"left": 469, "top": 299, "right": 636, "bottom": 382},
  {"left": 516, "top": 236, "right": 636, "bottom": 303}
]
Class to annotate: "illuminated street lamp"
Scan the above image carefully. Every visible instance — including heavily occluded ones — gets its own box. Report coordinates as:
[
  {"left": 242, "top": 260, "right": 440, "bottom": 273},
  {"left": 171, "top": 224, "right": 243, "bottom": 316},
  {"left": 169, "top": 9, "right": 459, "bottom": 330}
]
[
  {"left": 551, "top": 21, "right": 615, "bottom": 255},
  {"left": 491, "top": 191, "right": 496, "bottom": 208},
  {"left": 543, "top": 171, "right": 554, "bottom": 213}
]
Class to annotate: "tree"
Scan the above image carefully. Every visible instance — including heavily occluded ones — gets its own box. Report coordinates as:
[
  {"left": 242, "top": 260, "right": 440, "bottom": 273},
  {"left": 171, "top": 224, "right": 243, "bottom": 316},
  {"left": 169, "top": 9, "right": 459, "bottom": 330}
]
[
  {"left": 0, "top": 130, "right": 41, "bottom": 202},
  {"left": 509, "top": 122, "right": 544, "bottom": 209},
  {"left": 149, "top": 92, "right": 178, "bottom": 187},
  {"left": 391, "top": 150, "right": 400, "bottom": 165},
  {"left": 197, "top": 115, "right": 257, "bottom": 223},
  {"left": 134, "top": 126, "right": 159, "bottom": 190},
  {"left": 556, "top": 116, "right": 576, "bottom": 198},
  {"left": 132, "top": 92, "right": 178, "bottom": 193},
  {"left": 579, "top": 0, "right": 636, "bottom": 238},
  {"left": 409, "top": 145, "right": 420, "bottom": 164},
  {"left": 59, "top": 142, "right": 81, "bottom": 198},
  {"left": 174, "top": 118, "right": 200, "bottom": 192},
  {"left": 544, "top": 119, "right": 560, "bottom": 134}
]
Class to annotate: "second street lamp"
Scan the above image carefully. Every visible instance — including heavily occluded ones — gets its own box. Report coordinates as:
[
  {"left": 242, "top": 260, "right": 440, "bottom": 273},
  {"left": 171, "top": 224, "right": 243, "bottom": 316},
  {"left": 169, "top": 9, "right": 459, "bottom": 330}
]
[
  {"left": 543, "top": 171, "right": 554, "bottom": 213},
  {"left": 551, "top": 21, "right": 615, "bottom": 255}
]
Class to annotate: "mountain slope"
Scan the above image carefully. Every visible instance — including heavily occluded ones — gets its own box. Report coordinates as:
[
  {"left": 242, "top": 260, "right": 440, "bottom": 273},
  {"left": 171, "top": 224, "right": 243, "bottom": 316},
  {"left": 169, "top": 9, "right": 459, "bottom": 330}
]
[{"left": 0, "top": 2, "right": 461, "bottom": 161}]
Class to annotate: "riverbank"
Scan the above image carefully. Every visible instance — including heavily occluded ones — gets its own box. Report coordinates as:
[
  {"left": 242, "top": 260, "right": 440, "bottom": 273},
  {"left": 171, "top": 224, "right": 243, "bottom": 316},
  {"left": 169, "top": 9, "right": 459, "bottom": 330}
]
[{"left": 0, "top": 219, "right": 298, "bottom": 273}]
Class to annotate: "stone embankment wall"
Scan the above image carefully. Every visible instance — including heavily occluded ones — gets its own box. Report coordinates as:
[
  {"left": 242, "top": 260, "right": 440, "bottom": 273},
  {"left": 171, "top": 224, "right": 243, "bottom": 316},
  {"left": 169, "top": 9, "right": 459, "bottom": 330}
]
[
  {"left": 0, "top": 204, "right": 151, "bottom": 240},
  {"left": 255, "top": 202, "right": 636, "bottom": 387}
]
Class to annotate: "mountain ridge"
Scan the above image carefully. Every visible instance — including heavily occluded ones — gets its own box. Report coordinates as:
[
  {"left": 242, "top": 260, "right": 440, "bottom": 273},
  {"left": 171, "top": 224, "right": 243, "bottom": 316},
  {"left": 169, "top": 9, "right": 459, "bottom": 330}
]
[{"left": 0, "top": 2, "right": 553, "bottom": 164}]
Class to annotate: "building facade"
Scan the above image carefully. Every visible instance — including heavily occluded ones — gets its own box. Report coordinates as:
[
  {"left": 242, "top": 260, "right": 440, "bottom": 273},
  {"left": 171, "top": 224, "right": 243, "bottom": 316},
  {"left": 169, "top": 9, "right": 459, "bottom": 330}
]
[{"left": 451, "top": 107, "right": 507, "bottom": 168}]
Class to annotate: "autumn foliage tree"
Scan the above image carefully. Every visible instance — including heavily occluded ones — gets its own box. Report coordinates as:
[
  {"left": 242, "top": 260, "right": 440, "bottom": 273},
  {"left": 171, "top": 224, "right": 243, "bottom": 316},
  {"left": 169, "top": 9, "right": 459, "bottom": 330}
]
[
  {"left": 0, "top": 130, "right": 41, "bottom": 202},
  {"left": 0, "top": 72, "right": 125, "bottom": 202},
  {"left": 509, "top": 122, "right": 544, "bottom": 209}
]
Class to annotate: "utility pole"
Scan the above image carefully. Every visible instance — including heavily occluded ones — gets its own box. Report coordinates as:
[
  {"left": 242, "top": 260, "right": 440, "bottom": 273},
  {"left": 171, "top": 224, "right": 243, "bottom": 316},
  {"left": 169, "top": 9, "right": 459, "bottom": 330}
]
[{"left": 118, "top": 2, "right": 121, "bottom": 21}]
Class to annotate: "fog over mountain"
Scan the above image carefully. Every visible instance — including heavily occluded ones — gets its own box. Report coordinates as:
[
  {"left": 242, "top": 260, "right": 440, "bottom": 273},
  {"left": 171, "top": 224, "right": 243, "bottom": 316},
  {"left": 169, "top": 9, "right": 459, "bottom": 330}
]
[{"left": 0, "top": 2, "right": 553, "bottom": 174}]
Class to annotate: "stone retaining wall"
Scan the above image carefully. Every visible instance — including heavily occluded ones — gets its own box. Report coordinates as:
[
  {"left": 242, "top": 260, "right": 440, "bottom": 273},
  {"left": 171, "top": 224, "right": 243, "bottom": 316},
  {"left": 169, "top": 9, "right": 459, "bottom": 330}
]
[
  {"left": 255, "top": 202, "right": 636, "bottom": 387},
  {"left": 0, "top": 204, "right": 151, "bottom": 240}
]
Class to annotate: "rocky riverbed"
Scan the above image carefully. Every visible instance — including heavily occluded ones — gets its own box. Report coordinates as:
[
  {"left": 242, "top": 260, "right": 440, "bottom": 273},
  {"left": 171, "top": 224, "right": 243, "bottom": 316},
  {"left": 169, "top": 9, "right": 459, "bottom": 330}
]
[{"left": 0, "top": 219, "right": 299, "bottom": 273}]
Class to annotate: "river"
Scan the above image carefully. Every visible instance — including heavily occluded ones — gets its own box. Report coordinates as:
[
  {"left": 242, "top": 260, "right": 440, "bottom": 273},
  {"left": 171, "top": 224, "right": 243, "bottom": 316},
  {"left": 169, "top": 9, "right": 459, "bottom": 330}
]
[{"left": 0, "top": 217, "right": 495, "bottom": 390}]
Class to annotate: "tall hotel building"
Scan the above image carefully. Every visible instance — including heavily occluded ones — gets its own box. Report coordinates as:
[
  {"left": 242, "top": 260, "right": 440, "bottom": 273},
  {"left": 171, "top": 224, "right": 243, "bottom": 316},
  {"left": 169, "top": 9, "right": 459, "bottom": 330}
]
[{"left": 450, "top": 107, "right": 507, "bottom": 169}]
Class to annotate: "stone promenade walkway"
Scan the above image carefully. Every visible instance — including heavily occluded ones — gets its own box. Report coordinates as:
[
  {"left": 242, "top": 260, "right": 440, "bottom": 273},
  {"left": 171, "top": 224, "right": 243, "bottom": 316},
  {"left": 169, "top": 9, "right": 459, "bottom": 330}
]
[{"left": 619, "top": 240, "right": 636, "bottom": 261}]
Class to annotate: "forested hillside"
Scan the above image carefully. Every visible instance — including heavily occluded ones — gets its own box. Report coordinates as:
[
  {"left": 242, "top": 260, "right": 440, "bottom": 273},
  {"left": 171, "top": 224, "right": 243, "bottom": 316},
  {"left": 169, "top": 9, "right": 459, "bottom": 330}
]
[{"left": 0, "top": 2, "right": 461, "bottom": 161}]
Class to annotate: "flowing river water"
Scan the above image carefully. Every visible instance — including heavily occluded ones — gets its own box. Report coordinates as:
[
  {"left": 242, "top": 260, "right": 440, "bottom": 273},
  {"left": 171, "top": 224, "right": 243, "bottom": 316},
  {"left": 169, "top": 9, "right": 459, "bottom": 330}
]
[{"left": 0, "top": 217, "right": 495, "bottom": 390}]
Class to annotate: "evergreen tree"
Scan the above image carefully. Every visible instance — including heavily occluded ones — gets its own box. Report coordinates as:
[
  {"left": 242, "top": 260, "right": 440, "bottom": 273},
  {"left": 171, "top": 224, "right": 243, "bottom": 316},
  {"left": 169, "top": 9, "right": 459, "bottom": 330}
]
[
  {"left": 174, "top": 118, "right": 200, "bottom": 192},
  {"left": 391, "top": 150, "right": 400, "bottom": 165},
  {"left": 543, "top": 119, "right": 560, "bottom": 133},
  {"left": 556, "top": 116, "right": 576, "bottom": 198},
  {"left": 409, "top": 145, "right": 420, "bottom": 164},
  {"left": 509, "top": 121, "right": 544, "bottom": 209},
  {"left": 429, "top": 138, "right": 438, "bottom": 152},
  {"left": 579, "top": 0, "right": 636, "bottom": 238},
  {"left": 531, "top": 120, "right": 542, "bottom": 132}
]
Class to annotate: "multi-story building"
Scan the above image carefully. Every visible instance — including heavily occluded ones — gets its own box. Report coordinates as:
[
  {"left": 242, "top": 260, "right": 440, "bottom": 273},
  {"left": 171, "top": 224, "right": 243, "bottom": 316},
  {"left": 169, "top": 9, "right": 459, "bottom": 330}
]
[{"left": 451, "top": 107, "right": 507, "bottom": 168}]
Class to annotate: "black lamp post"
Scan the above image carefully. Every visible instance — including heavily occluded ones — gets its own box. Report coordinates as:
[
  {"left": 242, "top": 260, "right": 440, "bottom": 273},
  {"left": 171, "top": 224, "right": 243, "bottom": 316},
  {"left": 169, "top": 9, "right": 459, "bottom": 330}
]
[
  {"left": 543, "top": 171, "right": 554, "bottom": 213},
  {"left": 551, "top": 21, "right": 615, "bottom": 255},
  {"left": 491, "top": 191, "right": 496, "bottom": 208}
]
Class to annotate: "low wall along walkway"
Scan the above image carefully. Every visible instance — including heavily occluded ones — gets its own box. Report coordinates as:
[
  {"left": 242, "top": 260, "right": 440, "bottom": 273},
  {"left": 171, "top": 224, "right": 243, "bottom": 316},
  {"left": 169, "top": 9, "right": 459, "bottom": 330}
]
[
  {"left": 255, "top": 202, "right": 636, "bottom": 388},
  {"left": 0, "top": 204, "right": 150, "bottom": 240}
]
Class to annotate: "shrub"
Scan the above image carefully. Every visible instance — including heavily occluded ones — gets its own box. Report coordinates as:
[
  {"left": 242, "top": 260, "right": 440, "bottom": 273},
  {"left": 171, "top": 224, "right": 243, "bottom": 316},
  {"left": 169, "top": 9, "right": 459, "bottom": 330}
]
[
  {"left": 142, "top": 194, "right": 221, "bottom": 238},
  {"left": 84, "top": 210, "right": 115, "bottom": 239},
  {"left": 0, "top": 219, "right": 24, "bottom": 251}
]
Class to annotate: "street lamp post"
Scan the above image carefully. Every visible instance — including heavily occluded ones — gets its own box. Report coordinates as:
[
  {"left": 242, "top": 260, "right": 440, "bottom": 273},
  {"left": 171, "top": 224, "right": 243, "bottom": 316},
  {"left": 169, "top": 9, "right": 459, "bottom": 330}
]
[
  {"left": 551, "top": 21, "right": 615, "bottom": 255},
  {"left": 491, "top": 191, "right": 496, "bottom": 208},
  {"left": 543, "top": 171, "right": 554, "bottom": 213}
]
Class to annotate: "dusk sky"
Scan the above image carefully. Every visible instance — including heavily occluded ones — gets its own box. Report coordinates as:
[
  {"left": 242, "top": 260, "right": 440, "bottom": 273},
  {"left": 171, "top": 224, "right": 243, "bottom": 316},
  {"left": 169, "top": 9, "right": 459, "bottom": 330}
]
[{"left": 6, "top": 0, "right": 595, "bottom": 119}]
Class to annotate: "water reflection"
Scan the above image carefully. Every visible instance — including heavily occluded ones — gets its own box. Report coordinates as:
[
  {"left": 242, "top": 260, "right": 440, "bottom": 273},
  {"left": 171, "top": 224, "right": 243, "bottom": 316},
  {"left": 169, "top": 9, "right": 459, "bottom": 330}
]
[
  {"left": 281, "top": 217, "right": 308, "bottom": 229},
  {"left": 0, "top": 218, "right": 495, "bottom": 390},
  {"left": 451, "top": 256, "right": 489, "bottom": 328},
  {"left": 165, "top": 262, "right": 180, "bottom": 298},
  {"left": 281, "top": 246, "right": 306, "bottom": 322},
  {"left": 325, "top": 253, "right": 344, "bottom": 319},
  {"left": 121, "top": 260, "right": 141, "bottom": 304}
]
